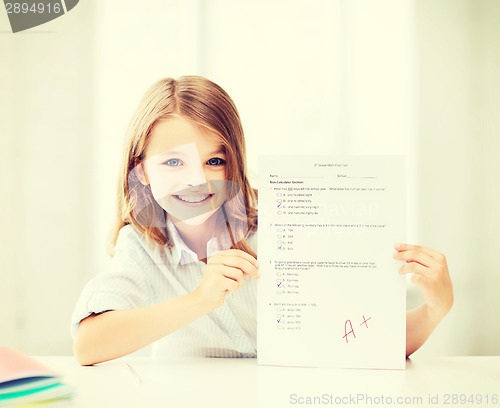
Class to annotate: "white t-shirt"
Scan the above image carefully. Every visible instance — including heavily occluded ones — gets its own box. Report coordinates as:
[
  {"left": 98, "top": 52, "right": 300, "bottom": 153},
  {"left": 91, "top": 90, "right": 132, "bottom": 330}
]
[{"left": 70, "top": 219, "right": 258, "bottom": 358}]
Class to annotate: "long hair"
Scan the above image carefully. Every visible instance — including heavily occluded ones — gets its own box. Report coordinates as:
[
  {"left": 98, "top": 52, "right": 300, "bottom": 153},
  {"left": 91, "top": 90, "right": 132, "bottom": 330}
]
[{"left": 109, "top": 76, "right": 257, "bottom": 257}]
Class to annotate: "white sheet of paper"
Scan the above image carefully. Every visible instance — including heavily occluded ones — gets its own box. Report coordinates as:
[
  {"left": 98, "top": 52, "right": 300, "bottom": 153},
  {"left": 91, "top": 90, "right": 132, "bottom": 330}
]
[{"left": 257, "top": 155, "right": 406, "bottom": 369}]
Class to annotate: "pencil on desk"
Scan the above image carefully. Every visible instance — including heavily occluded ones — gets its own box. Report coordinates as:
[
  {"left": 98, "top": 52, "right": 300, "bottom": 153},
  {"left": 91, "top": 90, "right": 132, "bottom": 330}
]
[{"left": 126, "top": 363, "right": 143, "bottom": 385}]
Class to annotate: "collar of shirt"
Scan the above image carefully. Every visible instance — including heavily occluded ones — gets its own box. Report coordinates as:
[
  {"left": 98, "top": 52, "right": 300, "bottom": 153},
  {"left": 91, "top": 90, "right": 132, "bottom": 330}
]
[{"left": 165, "top": 216, "right": 233, "bottom": 267}]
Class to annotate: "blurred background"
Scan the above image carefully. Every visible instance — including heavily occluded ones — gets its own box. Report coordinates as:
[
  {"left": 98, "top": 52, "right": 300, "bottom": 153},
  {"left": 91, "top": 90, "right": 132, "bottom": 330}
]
[{"left": 1, "top": 0, "right": 499, "bottom": 357}]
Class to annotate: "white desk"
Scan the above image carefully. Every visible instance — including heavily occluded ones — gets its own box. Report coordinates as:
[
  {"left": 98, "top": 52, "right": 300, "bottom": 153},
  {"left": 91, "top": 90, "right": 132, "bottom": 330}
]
[{"left": 37, "top": 356, "right": 499, "bottom": 408}]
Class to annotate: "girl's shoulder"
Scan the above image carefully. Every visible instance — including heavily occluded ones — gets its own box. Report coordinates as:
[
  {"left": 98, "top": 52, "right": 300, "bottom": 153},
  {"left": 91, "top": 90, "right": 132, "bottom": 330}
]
[
  {"left": 113, "top": 225, "right": 177, "bottom": 273},
  {"left": 116, "top": 223, "right": 143, "bottom": 244},
  {"left": 115, "top": 223, "right": 158, "bottom": 258}
]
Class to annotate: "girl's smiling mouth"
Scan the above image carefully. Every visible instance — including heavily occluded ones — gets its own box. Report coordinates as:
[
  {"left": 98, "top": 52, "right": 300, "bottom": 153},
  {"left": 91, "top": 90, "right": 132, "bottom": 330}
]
[{"left": 173, "top": 193, "right": 214, "bottom": 205}]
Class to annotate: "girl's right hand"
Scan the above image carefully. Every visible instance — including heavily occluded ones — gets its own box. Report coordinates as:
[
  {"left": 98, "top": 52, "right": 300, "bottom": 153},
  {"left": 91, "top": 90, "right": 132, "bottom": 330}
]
[{"left": 194, "top": 249, "right": 260, "bottom": 311}]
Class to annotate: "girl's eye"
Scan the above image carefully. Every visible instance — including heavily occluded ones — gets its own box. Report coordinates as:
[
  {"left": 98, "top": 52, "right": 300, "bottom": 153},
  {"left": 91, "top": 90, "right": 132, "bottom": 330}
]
[
  {"left": 207, "top": 157, "right": 226, "bottom": 166},
  {"left": 164, "top": 158, "right": 183, "bottom": 166}
]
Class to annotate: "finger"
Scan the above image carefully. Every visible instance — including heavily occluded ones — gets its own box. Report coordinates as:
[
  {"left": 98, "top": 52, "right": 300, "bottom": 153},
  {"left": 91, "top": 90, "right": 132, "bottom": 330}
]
[
  {"left": 219, "top": 265, "right": 244, "bottom": 285},
  {"left": 399, "top": 262, "right": 430, "bottom": 276},
  {"left": 223, "top": 276, "right": 240, "bottom": 293},
  {"left": 216, "top": 251, "right": 260, "bottom": 279},
  {"left": 409, "top": 273, "right": 441, "bottom": 297},
  {"left": 393, "top": 248, "right": 441, "bottom": 271},
  {"left": 410, "top": 272, "right": 430, "bottom": 288},
  {"left": 394, "top": 243, "right": 445, "bottom": 261},
  {"left": 219, "top": 249, "right": 259, "bottom": 271}
]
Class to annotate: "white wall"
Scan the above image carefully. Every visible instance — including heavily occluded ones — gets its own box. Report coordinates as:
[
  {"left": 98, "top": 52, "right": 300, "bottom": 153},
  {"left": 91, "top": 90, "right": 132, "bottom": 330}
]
[
  {"left": 1, "top": 0, "right": 499, "bottom": 356},
  {"left": 414, "top": 0, "right": 500, "bottom": 356},
  {"left": 0, "top": 1, "right": 95, "bottom": 353}
]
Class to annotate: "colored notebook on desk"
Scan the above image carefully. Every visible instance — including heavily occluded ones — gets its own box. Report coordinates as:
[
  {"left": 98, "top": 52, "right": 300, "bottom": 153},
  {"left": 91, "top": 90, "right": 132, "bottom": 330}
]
[{"left": 0, "top": 347, "right": 74, "bottom": 406}]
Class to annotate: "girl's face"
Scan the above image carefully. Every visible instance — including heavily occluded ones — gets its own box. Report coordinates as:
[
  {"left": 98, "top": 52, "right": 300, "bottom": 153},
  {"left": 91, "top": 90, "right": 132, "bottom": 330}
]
[{"left": 140, "top": 116, "right": 228, "bottom": 226}]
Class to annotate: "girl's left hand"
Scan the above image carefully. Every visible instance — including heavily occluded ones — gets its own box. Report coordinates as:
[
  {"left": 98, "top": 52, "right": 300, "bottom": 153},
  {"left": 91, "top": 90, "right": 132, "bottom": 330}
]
[{"left": 394, "top": 243, "right": 454, "bottom": 322}]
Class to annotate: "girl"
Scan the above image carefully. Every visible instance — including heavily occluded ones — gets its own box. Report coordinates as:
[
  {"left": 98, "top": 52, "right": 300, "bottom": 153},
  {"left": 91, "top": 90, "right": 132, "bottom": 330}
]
[{"left": 72, "top": 76, "right": 453, "bottom": 366}]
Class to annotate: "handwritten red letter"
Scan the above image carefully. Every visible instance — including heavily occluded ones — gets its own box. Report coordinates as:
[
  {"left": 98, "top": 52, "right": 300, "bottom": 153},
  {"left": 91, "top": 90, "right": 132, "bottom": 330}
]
[{"left": 343, "top": 320, "right": 356, "bottom": 343}]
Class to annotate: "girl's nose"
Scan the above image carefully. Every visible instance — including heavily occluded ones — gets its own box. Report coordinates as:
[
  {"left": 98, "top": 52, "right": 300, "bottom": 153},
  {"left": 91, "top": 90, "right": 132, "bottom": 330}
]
[{"left": 184, "top": 162, "right": 206, "bottom": 187}]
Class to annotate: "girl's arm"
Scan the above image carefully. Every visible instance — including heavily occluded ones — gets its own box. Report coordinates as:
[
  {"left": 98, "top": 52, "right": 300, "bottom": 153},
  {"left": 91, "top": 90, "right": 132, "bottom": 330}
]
[
  {"left": 74, "top": 293, "right": 209, "bottom": 366},
  {"left": 395, "top": 243, "right": 454, "bottom": 357},
  {"left": 73, "top": 249, "right": 259, "bottom": 366}
]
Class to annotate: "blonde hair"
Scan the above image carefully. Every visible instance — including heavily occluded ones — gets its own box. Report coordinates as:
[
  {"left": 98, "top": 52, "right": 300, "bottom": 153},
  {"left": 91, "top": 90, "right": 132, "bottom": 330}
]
[{"left": 109, "top": 76, "right": 257, "bottom": 257}]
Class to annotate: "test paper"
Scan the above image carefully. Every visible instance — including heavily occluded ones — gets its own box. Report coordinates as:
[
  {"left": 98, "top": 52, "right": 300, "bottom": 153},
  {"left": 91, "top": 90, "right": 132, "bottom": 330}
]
[{"left": 257, "top": 155, "right": 406, "bottom": 369}]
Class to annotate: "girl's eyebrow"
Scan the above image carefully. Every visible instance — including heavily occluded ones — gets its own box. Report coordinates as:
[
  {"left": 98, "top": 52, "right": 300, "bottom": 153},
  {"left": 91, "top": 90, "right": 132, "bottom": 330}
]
[
  {"left": 154, "top": 146, "right": 224, "bottom": 157},
  {"left": 151, "top": 150, "right": 186, "bottom": 158},
  {"left": 149, "top": 146, "right": 225, "bottom": 160},
  {"left": 154, "top": 150, "right": 185, "bottom": 157},
  {"left": 207, "top": 147, "right": 226, "bottom": 156}
]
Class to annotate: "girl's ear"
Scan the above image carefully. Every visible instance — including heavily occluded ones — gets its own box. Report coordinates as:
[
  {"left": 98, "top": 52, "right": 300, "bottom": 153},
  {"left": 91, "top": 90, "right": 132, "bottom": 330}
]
[{"left": 134, "top": 160, "right": 150, "bottom": 185}]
